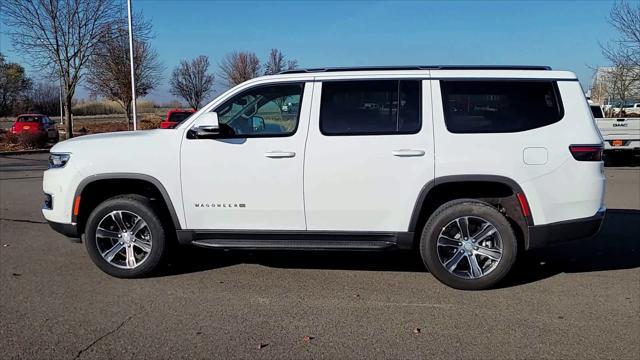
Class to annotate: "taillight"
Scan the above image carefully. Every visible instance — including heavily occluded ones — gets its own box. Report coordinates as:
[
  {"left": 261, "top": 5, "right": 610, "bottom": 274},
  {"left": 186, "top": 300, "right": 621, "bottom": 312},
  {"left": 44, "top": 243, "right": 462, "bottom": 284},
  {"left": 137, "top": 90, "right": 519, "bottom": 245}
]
[{"left": 569, "top": 144, "right": 603, "bottom": 161}]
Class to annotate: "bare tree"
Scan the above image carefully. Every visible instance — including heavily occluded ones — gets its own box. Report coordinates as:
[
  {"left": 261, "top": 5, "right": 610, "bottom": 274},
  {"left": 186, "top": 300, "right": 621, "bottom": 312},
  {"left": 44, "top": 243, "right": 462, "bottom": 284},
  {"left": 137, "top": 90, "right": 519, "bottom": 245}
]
[
  {"left": 594, "top": 65, "right": 640, "bottom": 116},
  {"left": 219, "top": 51, "right": 261, "bottom": 87},
  {"left": 263, "top": 49, "right": 298, "bottom": 75},
  {"left": 170, "top": 56, "right": 214, "bottom": 110},
  {"left": 602, "top": 1, "right": 640, "bottom": 68},
  {"left": 85, "top": 14, "right": 163, "bottom": 126},
  {"left": 595, "top": 1, "right": 640, "bottom": 114},
  {"left": 2, "top": 0, "right": 118, "bottom": 138},
  {"left": 0, "top": 53, "right": 32, "bottom": 116},
  {"left": 29, "top": 82, "right": 60, "bottom": 116}
]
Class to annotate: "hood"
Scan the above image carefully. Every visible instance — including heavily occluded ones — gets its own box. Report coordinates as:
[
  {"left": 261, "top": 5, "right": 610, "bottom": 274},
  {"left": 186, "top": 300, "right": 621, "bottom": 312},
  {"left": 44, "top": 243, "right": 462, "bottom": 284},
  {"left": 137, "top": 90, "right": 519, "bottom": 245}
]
[{"left": 51, "top": 130, "right": 167, "bottom": 153}]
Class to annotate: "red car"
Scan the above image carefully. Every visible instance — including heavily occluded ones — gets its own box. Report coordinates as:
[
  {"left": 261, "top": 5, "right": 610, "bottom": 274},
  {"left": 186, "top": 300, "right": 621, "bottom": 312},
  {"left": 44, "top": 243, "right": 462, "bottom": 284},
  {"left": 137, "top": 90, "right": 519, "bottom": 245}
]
[
  {"left": 160, "top": 109, "right": 195, "bottom": 129},
  {"left": 10, "top": 114, "right": 59, "bottom": 142}
]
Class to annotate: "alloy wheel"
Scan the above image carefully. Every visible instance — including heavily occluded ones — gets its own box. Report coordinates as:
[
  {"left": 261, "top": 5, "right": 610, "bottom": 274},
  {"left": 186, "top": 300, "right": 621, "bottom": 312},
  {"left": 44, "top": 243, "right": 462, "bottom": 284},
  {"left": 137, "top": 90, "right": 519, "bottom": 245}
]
[
  {"left": 436, "top": 216, "right": 503, "bottom": 279},
  {"left": 95, "top": 210, "right": 153, "bottom": 269}
]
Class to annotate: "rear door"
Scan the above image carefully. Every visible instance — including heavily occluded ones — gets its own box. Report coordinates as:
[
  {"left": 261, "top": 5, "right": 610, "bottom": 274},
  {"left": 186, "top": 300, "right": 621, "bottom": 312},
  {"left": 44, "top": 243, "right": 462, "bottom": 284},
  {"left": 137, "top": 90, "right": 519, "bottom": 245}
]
[{"left": 304, "top": 78, "right": 434, "bottom": 231}]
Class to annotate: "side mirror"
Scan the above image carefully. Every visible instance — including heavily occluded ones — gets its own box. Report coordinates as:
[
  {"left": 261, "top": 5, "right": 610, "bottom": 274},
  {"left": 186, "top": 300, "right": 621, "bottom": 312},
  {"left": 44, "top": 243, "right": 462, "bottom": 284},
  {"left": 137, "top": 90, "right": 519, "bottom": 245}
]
[
  {"left": 189, "top": 112, "right": 220, "bottom": 138},
  {"left": 251, "top": 116, "right": 265, "bottom": 132}
]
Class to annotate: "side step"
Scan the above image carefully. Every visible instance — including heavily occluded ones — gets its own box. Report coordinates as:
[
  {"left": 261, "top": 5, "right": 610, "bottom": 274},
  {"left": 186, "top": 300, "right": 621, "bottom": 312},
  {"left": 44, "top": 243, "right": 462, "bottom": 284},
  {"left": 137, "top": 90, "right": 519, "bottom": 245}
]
[
  {"left": 192, "top": 239, "right": 396, "bottom": 250},
  {"left": 177, "top": 230, "right": 414, "bottom": 250}
]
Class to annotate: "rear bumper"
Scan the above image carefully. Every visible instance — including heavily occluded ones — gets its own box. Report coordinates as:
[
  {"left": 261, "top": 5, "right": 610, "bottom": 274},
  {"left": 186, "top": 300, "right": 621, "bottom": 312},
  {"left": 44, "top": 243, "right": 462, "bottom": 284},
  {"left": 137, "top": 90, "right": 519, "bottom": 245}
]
[
  {"left": 527, "top": 208, "right": 605, "bottom": 250},
  {"left": 603, "top": 139, "right": 640, "bottom": 151}
]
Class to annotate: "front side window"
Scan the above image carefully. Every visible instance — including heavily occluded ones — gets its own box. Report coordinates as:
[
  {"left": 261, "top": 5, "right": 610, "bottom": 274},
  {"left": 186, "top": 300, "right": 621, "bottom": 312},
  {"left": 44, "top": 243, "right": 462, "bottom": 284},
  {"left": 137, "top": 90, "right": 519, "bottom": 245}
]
[
  {"left": 214, "top": 83, "right": 304, "bottom": 137},
  {"left": 320, "top": 80, "right": 421, "bottom": 135},
  {"left": 440, "top": 80, "right": 564, "bottom": 133}
]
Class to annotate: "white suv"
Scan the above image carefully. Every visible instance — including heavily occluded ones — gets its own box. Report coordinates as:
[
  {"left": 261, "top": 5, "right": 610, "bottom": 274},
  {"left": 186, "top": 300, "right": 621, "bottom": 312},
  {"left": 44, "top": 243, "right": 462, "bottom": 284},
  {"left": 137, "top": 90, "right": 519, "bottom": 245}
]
[{"left": 43, "top": 66, "right": 606, "bottom": 290}]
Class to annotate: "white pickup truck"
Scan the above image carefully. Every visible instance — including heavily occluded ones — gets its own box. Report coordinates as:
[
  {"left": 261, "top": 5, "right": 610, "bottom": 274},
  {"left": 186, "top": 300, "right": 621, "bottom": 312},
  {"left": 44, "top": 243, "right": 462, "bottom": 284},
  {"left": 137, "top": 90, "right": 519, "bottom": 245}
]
[
  {"left": 591, "top": 104, "right": 640, "bottom": 155},
  {"left": 623, "top": 103, "right": 640, "bottom": 115}
]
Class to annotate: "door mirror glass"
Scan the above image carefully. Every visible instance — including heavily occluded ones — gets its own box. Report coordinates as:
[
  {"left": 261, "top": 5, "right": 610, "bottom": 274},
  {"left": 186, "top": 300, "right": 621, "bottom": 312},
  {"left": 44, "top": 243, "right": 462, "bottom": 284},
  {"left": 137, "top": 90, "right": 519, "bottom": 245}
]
[{"left": 251, "top": 116, "right": 265, "bottom": 132}]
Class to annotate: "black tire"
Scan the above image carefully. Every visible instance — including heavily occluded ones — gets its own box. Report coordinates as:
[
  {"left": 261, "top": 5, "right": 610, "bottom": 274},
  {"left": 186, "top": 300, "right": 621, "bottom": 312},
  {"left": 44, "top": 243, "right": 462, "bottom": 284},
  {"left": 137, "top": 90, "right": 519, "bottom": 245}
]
[
  {"left": 85, "top": 195, "right": 167, "bottom": 278},
  {"left": 419, "top": 199, "right": 517, "bottom": 290}
]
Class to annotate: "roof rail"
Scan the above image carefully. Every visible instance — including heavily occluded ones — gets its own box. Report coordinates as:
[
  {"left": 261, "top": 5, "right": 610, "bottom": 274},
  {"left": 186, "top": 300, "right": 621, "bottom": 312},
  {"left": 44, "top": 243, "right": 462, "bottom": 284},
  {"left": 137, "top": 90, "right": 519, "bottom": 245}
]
[{"left": 279, "top": 65, "right": 552, "bottom": 74}]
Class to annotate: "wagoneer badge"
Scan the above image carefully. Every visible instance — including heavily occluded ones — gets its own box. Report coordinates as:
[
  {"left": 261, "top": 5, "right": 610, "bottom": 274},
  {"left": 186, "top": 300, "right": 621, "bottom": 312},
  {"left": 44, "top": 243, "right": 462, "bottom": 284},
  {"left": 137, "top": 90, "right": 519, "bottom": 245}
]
[{"left": 195, "top": 203, "right": 246, "bottom": 208}]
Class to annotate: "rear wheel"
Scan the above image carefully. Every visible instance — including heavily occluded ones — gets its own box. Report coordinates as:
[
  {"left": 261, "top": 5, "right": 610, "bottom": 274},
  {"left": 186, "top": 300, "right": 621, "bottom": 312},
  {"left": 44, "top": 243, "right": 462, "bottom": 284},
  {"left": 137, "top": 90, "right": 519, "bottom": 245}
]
[
  {"left": 419, "top": 199, "right": 517, "bottom": 290},
  {"left": 85, "top": 195, "right": 167, "bottom": 278}
]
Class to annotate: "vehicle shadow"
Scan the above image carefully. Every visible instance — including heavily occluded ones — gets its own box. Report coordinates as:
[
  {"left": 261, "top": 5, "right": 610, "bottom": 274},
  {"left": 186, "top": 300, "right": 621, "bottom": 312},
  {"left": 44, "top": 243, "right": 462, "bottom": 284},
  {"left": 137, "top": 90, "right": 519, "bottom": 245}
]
[
  {"left": 161, "top": 209, "right": 640, "bottom": 288},
  {"left": 501, "top": 208, "right": 640, "bottom": 287}
]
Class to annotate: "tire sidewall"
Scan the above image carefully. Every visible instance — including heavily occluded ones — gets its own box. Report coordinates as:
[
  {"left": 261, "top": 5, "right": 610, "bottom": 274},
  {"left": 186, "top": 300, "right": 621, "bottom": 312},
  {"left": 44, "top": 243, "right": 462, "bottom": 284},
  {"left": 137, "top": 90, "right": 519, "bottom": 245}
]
[
  {"left": 85, "top": 196, "right": 166, "bottom": 278},
  {"left": 420, "top": 199, "right": 517, "bottom": 290}
]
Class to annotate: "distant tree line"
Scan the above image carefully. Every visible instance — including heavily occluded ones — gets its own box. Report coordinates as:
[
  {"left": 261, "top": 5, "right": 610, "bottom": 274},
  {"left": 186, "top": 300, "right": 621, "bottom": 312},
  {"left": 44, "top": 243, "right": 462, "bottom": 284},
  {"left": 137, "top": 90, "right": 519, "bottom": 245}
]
[
  {"left": 0, "top": 53, "right": 60, "bottom": 117},
  {"left": 1, "top": 0, "right": 298, "bottom": 132}
]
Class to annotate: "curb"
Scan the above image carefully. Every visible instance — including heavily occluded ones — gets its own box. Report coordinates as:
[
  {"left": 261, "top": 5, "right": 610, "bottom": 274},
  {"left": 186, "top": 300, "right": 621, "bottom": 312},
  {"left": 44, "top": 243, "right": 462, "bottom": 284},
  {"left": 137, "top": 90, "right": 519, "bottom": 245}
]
[{"left": 0, "top": 149, "right": 50, "bottom": 156}]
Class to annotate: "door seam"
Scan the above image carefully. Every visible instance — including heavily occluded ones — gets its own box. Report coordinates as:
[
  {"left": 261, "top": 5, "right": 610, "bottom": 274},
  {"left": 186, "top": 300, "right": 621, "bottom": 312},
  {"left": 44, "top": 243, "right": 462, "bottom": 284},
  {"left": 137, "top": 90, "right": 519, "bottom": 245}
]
[{"left": 301, "top": 80, "right": 316, "bottom": 230}]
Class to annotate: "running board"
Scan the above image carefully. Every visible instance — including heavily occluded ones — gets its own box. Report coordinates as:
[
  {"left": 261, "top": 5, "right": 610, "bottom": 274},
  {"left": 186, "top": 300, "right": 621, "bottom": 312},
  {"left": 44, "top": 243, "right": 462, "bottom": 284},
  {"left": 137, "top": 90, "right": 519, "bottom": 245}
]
[{"left": 177, "top": 230, "right": 414, "bottom": 250}]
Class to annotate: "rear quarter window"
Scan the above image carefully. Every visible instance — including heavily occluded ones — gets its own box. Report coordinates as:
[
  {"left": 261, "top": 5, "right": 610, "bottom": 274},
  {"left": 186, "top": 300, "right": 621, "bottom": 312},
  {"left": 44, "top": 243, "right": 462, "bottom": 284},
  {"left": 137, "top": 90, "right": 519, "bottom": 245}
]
[{"left": 440, "top": 80, "right": 564, "bottom": 133}]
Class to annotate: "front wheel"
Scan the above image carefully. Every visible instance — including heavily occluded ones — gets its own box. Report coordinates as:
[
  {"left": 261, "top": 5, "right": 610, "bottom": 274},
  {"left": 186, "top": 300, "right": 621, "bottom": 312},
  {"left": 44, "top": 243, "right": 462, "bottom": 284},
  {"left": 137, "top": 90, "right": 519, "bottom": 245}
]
[
  {"left": 85, "top": 195, "right": 167, "bottom": 278},
  {"left": 419, "top": 199, "right": 517, "bottom": 290}
]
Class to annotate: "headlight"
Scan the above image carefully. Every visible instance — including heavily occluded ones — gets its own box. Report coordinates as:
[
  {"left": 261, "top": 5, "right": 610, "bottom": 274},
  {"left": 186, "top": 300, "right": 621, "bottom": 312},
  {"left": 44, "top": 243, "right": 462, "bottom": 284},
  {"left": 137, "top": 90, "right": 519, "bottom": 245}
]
[{"left": 49, "top": 153, "right": 71, "bottom": 168}]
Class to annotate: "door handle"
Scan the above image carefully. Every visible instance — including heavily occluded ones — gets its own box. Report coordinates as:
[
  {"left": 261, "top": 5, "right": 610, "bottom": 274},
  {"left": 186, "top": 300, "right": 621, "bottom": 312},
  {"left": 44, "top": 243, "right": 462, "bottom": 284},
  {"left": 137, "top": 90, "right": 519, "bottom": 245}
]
[
  {"left": 264, "top": 151, "right": 296, "bottom": 158},
  {"left": 391, "top": 149, "right": 425, "bottom": 157}
]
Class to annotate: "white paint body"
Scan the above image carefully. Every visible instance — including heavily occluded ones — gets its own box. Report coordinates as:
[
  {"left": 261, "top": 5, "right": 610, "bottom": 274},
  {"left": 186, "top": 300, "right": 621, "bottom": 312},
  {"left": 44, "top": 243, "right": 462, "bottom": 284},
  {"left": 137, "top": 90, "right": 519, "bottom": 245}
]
[{"left": 43, "top": 69, "right": 605, "bottom": 232}]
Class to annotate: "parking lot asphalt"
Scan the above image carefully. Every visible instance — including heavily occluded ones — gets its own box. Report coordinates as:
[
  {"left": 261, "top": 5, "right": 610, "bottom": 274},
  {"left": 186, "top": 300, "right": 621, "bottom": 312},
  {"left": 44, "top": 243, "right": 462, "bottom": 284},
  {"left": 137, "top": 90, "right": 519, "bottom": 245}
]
[{"left": 1, "top": 153, "right": 639, "bottom": 359}]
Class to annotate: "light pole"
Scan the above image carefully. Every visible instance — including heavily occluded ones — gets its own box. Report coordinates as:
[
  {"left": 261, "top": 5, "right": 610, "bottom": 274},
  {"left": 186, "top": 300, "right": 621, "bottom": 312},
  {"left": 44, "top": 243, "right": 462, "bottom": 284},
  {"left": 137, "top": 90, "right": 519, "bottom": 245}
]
[
  {"left": 127, "top": 0, "right": 137, "bottom": 131},
  {"left": 59, "top": 76, "right": 64, "bottom": 125}
]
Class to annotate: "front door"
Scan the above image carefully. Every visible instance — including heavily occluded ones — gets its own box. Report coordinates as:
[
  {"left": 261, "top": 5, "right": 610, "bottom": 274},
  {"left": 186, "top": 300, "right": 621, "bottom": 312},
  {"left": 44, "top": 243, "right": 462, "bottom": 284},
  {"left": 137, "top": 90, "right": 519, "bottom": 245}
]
[
  {"left": 180, "top": 82, "right": 311, "bottom": 230},
  {"left": 304, "top": 79, "right": 435, "bottom": 232}
]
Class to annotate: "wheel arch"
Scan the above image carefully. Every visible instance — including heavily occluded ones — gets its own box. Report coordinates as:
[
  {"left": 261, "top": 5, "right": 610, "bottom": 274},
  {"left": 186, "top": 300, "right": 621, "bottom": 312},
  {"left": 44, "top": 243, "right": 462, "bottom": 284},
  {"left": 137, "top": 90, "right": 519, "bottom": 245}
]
[
  {"left": 408, "top": 175, "right": 532, "bottom": 248},
  {"left": 73, "top": 173, "right": 182, "bottom": 236}
]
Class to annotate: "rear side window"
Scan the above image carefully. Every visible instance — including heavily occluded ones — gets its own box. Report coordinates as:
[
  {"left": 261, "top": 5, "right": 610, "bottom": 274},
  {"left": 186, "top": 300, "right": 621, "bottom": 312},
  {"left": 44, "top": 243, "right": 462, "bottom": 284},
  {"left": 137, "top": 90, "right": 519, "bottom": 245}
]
[
  {"left": 590, "top": 105, "right": 604, "bottom": 118},
  {"left": 440, "top": 81, "right": 564, "bottom": 133},
  {"left": 320, "top": 80, "right": 421, "bottom": 135},
  {"left": 168, "top": 112, "right": 193, "bottom": 123}
]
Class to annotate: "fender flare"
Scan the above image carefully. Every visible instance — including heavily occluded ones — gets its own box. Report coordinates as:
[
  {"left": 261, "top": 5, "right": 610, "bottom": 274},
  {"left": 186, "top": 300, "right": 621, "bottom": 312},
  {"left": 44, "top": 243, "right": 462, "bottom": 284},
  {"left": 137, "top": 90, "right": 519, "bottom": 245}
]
[
  {"left": 72, "top": 173, "right": 182, "bottom": 230},
  {"left": 408, "top": 174, "right": 532, "bottom": 233}
]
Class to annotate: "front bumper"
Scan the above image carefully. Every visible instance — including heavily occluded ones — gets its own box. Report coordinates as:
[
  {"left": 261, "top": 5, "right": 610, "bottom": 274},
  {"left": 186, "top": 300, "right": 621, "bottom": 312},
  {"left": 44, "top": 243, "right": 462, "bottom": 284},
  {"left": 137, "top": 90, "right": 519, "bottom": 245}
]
[
  {"left": 527, "top": 208, "right": 606, "bottom": 250},
  {"left": 47, "top": 220, "right": 80, "bottom": 241}
]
